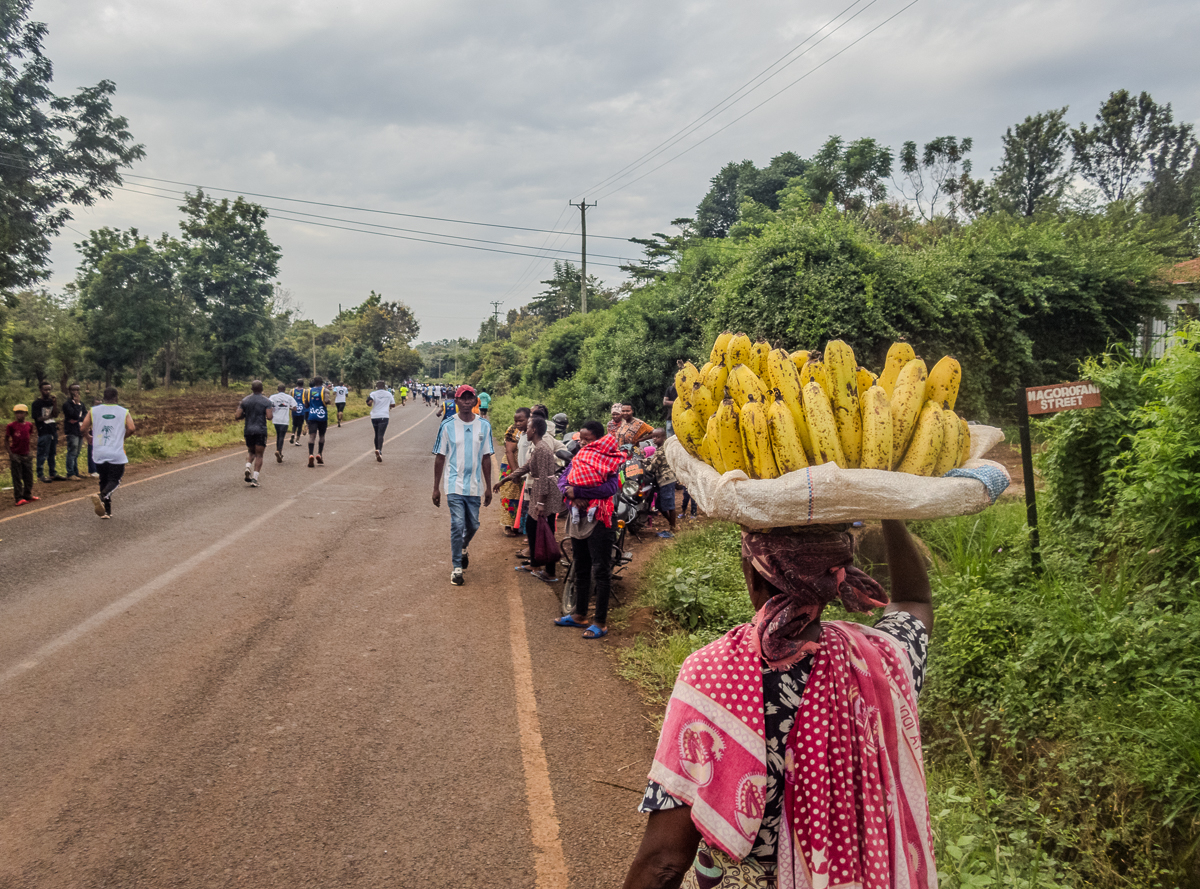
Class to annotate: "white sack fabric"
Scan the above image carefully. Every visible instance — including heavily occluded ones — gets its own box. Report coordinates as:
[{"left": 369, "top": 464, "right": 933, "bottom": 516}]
[{"left": 666, "top": 425, "right": 1009, "bottom": 528}]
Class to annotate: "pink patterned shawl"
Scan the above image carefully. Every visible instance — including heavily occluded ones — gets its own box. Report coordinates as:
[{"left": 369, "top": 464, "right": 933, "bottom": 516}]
[{"left": 648, "top": 618, "right": 936, "bottom": 889}]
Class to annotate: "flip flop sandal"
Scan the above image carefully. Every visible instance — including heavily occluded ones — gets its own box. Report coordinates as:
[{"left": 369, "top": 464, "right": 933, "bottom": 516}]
[
  {"left": 515, "top": 550, "right": 531, "bottom": 559},
  {"left": 533, "top": 571, "right": 560, "bottom": 583},
  {"left": 582, "top": 625, "right": 608, "bottom": 639},
  {"left": 514, "top": 565, "right": 533, "bottom": 572},
  {"left": 554, "top": 615, "right": 589, "bottom": 628}
]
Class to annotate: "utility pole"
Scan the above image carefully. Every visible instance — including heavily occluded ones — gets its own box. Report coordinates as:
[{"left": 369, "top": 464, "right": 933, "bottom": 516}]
[
  {"left": 489, "top": 300, "right": 503, "bottom": 340},
  {"left": 311, "top": 332, "right": 316, "bottom": 378},
  {"left": 569, "top": 200, "right": 596, "bottom": 314}
]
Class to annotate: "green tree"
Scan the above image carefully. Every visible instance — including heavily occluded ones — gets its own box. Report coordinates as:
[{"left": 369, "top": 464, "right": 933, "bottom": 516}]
[
  {"left": 621, "top": 218, "right": 696, "bottom": 283},
  {"left": 267, "top": 343, "right": 307, "bottom": 383},
  {"left": 527, "top": 261, "right": 613, "bottom": 321},
  {"left": 989, "top": 108, "right": 1072, "bottom": 216},
  {"left": 1070, "top": 89, "right": 1191, "bottom": 202},
  {"left": 1142, "top": 126, "right": 1200, "bottom": 222},
  {"left": 78, "top": 235, "right": 172, "bottom": 387},
  {"left": 695, "top": 153, "right": 808, "bottom": 238},
  {"left": 177, "top": 191, "right": 281, "bottom": 387},
  {"left": 350, "top": 290, "right": 420, "bottom": 351},
  {"left": 791, "top": 136, "right": 892, "bottom": 211},
  {"left": 0, "top": 0, "right": 143, "bottom": 295},
  {"left": 379, "top": 342, "right": 422, "bottom": 381},
  {"left": 897, "top": 136, "right": 981, "bottom": 220},
  {"left": 338, "top": 341, "right": 380, "bottom": 392}
]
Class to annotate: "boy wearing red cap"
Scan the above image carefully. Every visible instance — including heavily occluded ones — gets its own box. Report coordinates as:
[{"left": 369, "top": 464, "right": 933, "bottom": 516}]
[{"left": 5, "top": 405, "right": 37, "bottom": 505}]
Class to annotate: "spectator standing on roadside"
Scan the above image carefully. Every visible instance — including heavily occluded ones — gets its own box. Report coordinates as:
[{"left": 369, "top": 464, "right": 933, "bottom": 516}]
[
  {"left": 367, "top": 379, "right": 395, "bottom": 461},
  {"left": 494, "top": 414, "right": 563, "bottom": 582},
  {"left": 5, "top": 405, "right": 36, "bottom": 505},
  {"left": 31, "top": 381, "right": 61, "bottom": 482},
  {"left": 499, "top": 407, "right": 529, "bottom": 537},
  {"left": 431, "top": 385, "right": 494, "bottom": 586},
  {"left": 62, "top": 383, "right": 87, "bottom": 479},
  {"left": 234, "top": 381, "right": 274, "bottom": 487},
  {"left": 606, "top": 402, "right": 624, "bottom": 438},
  {"left": 616, "top": 402, "right": 654, "bottom": 448},
  {"left": 85, "top": 397, "right": 100, "bottom": 477},
  {"left": 554, "top": 420, "right": 623, "bottom": 639},
  {"left": 646, "top": 427, "right": 678, "bottom": 538},
  {"left": 663, "top": 369, "right": 678, "bottom": 436},
  {"left": 79, "top": 387, "right": 135, "bottom": 518},
  {"left": 333, "top": 381, "right": 349, "bottom": 427},
  {"left": 269, "top": 384, "right": 297, "bottom": 462},
  {"left": 477, "top": 390, "right": 491, "bottom": 418}
]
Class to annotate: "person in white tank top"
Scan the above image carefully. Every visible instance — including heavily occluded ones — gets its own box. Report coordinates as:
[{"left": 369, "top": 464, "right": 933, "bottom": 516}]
[{"left": 78, "top": 386, "right": 136, "bottom": 519}]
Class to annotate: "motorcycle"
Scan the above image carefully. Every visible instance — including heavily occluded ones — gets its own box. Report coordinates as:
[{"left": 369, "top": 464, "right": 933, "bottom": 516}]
[{"left": 555, "top": 441, "right": 654, "bottom": 616}]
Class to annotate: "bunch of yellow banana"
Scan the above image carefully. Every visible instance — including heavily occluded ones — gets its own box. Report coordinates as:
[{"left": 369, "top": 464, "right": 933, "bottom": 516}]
[{"left": 681, "top": 332, "right": 972, "bottom": 479}]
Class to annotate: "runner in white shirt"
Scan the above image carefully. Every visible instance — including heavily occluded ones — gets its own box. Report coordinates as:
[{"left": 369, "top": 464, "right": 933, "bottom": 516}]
[
  {"left": 432, "top": 385, "right": 494, "bottom": 586},
  {"left": 78, "top": 386, "right": 136, "bottom": 519},
  {"left": 366, "top": 380, "right": 395, "bottom": 462},
  {"left": 269, "top": 384, "right": 298, "bottom": 462},
  {"left": 333, "top": 382, "right": 350, "bottom": 427}
]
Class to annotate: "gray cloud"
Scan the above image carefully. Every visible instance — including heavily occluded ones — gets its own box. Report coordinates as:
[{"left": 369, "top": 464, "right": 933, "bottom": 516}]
[{"left": 37, "top": 0, "right": 1200, "bottom": 339}]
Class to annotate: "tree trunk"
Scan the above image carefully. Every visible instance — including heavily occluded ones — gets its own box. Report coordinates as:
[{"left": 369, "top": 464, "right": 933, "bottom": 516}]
[
  {"left": 137, "top": 358, "right": 144, "bottom": 390},
  {"left": 163, "top": 341, "right": 173, "bottom": 389},
  {"left": 220, "top": 354, "right": 229, "bottom": 388}
]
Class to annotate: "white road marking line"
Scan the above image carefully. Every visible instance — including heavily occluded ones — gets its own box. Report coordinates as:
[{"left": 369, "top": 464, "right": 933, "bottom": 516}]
[
  {"left": 506, "top": 580, "right": 569, "bottom": 889},
  {"left": 0, "top": 411, "right": 434, "bottom": 687}
]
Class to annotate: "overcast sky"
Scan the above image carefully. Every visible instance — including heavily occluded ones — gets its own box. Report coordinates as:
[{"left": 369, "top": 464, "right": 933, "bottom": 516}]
[{"left": 38, "top": 0, "right": 1200, "bottom": 341}]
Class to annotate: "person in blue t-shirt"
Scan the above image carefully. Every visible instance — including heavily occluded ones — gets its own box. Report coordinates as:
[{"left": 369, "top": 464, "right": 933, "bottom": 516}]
[
  {"left": 302, "top": 376, "right": 331, "bottom": 467},
  {"left": 290, "top": 377, "right": 308, "bottom": 446}
]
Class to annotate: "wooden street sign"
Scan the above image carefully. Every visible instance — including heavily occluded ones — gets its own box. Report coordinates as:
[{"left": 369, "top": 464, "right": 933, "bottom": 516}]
[{"left": 1025, "top": 381, "right": 1102, "bottom": 416}]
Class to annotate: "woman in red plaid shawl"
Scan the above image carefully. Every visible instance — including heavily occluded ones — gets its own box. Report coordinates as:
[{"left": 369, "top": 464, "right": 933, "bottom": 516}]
[
  {"left": 623, "top": 522, "right": 936, "bottom": 889},
  {"left": 554, "top": 420, "right": 625, "bottom": 639}
]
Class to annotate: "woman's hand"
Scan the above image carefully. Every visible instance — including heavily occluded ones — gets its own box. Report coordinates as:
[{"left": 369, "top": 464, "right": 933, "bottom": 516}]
[{"left": 492, "top": 477, "right": 506, "bottom": 494}]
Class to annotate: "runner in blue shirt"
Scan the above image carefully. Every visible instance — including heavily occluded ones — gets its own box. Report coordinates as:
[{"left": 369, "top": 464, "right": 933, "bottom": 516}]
[
  {"left": 290, "top": 377, "right": 308, "bottom": 446},
  {"left": 302, "top": 376, "right": 331, "bottom": 468},
  {"left": 432, "top": 385, "right": 494, "bottom": 586}
]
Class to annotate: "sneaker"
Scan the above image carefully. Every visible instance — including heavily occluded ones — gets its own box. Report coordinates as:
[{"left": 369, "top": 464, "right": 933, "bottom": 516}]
[
  {"left": 244, "top": 468, "right": 252, "bottom": 483},
  {"left": 250, "top": 479, "right": 260, "bottom": 487},
  {"left": 315, "top": 454, "right": 324, "bottom": 465},
  {"left": 450, "top": 568, "right": 464, "bottom": 586},
  {"left": 89, "top": 472, "right": 100, "bottom": 478},
  {"left": 375, "top": 450, "right": 382, "bottom": 462},
  {"left": 308, "top": 455, "right": 315, "bottom": 468},
  {"left": 294, "top": 440, "right": 302, "bottom": 447},
  {"left": 461, "top": 550, "right": 469, "bottom": 570},
  {"left": 275, "top": 451, "right": 283, "bottom": 463},
  {"left": 100, "top": 514, "right": 111, "bottom": 520},
  {"left": 91, "top": 494, "right": 106, "bottom": 517}
]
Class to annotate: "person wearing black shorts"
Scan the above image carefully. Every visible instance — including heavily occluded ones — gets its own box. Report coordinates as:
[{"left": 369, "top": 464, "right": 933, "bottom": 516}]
[
  {"left": 290, "top": 378, "right": 307, "bottom": 445},
  {"left": 235, "top": 380, "right": 274, "bottom": 487},
  {"left": 303, "top": 376, "right": 331, "bottom": 467}
]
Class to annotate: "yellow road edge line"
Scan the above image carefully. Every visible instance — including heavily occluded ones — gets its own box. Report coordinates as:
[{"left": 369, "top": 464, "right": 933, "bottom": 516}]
[
  {"left": 506, "top": 579, "right": 570, "bottom": 889},
  {"left": 0, "top": 410, "right": 435, "bottom": 686}
]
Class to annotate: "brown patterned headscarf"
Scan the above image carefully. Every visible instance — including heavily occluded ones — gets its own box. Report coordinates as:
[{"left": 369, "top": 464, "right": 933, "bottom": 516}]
[{"left": 741, "top": 527, "right": 888, "bottom": 669}]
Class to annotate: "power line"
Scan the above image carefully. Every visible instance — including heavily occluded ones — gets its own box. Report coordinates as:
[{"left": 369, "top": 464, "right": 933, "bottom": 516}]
[
  {"left": 593, "top": 0, "right": 923, "bottom": 201},
  {"left": 575, "top": 0, "right": 880, "bottom": 199}
]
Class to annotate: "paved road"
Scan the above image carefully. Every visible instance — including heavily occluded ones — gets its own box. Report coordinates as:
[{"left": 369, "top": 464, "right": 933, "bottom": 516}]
[{"left": 0, "top": 406, "right": 657, "bottom": 888}]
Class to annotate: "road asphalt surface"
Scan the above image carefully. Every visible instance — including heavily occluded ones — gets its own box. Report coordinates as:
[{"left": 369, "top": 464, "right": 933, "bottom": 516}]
[{"left": 0, "top": 406, "right": 659, "bottom": 888}]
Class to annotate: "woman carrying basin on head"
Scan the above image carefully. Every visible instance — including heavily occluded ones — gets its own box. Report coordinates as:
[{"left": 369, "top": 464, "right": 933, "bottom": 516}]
[{"left": 623, "top": 520, "right": 936, "bottom": 889}]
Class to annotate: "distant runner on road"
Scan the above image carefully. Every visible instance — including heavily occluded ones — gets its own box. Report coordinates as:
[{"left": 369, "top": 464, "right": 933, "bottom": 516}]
[
  {"left": 235, "top": 380, "right": 274, "bottom": 487},
  {"left": 366, "top": 379, "right": 395, "bottom": 462},
  {"left": 79, "top": 387, "right": 135, "bottom": 519},
  {"left": 269, "top": 384, "right": 297, "bottom": 462},
  {"left": 432, "top": 385, "right": 493, "bottom": 586},
  {"left": 333, "top": 382, "right": 349, "bottom": 427},
  {"left": 303, "top": 376, "right": 330, "bottom": 468},
  {"left": 399, "top": 385, "right": 408, "bottom": 406},
  {"left": 477, "top": 390, "right": 491, "bottom": 418},
  {"left": 290, "top": 378, "right": 307, "bottom": 446}
]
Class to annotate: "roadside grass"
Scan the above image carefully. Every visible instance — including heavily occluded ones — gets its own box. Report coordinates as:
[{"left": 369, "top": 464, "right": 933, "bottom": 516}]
[{"left": 618, "top": 503, "right": 1200, "bottom": 888}]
